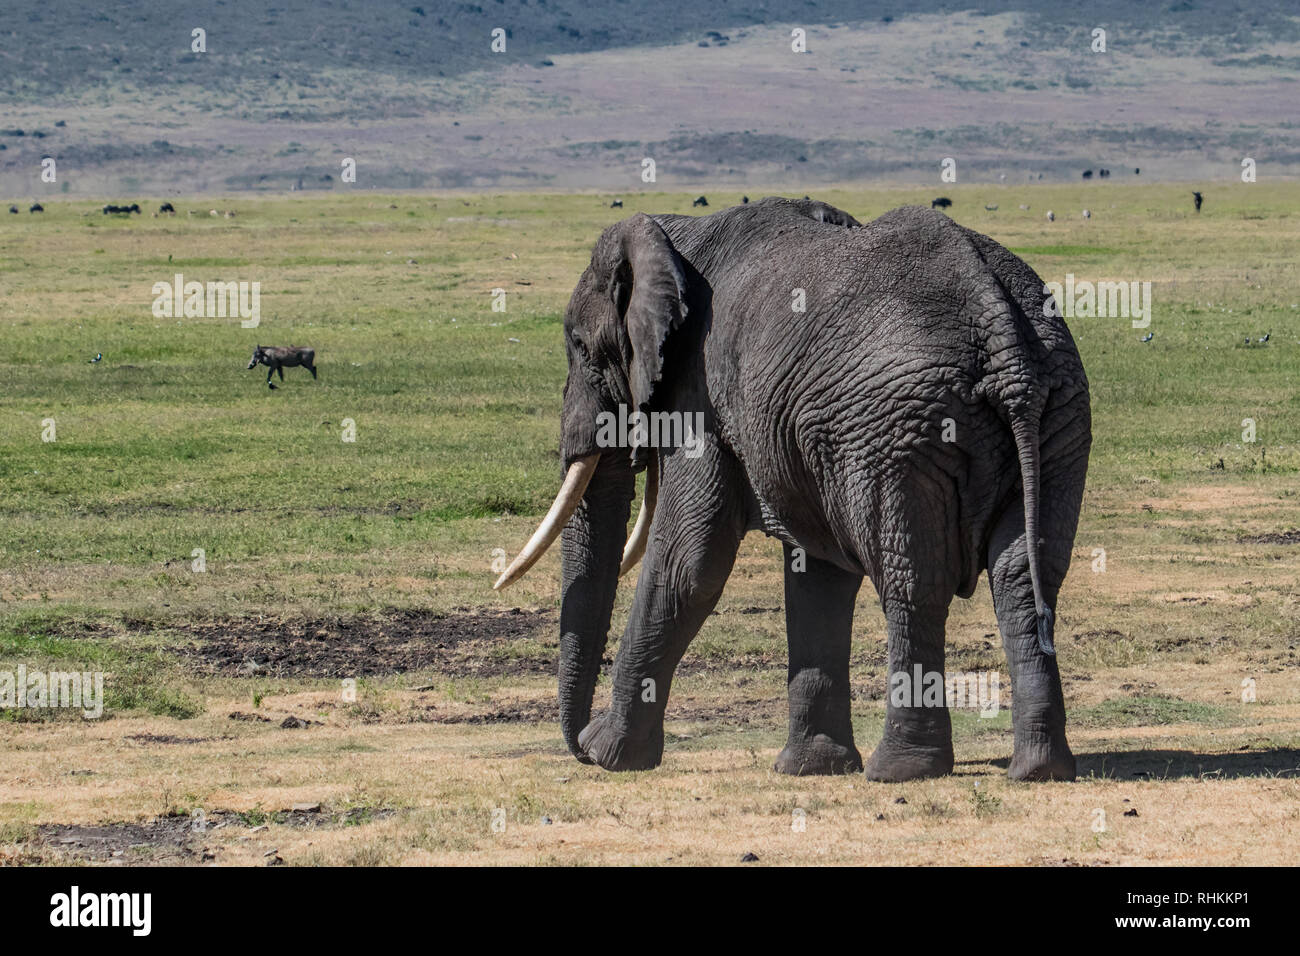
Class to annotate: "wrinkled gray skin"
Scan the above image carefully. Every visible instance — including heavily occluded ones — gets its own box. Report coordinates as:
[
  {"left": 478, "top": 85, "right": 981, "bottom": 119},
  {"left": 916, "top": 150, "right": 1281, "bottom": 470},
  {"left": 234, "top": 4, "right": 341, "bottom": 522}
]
[{"left": 555, "top": 198, "right": 1090, "bottom": 782}]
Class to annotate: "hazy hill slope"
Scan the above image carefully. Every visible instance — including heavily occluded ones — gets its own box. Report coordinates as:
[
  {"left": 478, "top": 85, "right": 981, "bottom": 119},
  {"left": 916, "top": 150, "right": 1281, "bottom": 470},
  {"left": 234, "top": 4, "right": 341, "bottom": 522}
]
[
  {"left": 1, "top": 2, "right": 1298, "bottom": 194},
  {"left": 4, "top": 0, "right": 1296, "bottom": 95}
]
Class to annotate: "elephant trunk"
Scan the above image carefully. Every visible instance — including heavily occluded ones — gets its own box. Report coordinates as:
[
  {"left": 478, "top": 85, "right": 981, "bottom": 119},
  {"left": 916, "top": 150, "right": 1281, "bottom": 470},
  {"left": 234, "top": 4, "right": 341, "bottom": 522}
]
[{"left": 557, "top": 454, "right": 634, "bottom": 758}]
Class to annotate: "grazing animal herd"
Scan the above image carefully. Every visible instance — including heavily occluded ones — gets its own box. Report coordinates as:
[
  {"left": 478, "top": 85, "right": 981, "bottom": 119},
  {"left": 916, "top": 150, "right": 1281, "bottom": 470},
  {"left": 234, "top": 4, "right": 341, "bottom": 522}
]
[
  {"left": 6, "top": 201, "right": 221, "bottom": 217},
  {"left": 925, "top": 190, "right": 1208, "bottom": 219},
  {"left": 8, "top": 187, "right": 1215, "bottom": 228}
]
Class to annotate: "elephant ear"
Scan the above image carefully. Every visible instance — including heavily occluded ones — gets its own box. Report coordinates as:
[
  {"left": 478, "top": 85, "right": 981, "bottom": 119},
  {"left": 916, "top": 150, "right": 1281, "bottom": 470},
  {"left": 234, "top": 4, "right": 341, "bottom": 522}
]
[{"left": 610, "top": 214, "right": 690, "bottom": 413}]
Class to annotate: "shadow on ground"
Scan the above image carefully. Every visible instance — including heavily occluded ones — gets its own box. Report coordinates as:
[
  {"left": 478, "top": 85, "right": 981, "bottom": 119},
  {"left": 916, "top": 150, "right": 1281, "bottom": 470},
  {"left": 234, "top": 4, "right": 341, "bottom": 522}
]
[{"left": 979, "top": 749, "right": 1300, "bottom": 780}]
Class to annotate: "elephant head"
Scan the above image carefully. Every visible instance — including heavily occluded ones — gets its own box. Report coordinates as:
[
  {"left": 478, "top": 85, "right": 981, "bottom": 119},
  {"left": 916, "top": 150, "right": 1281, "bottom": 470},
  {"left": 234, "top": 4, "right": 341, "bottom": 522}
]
[{"left": 494, "top": 213, "right": 689, "bottom": 757}]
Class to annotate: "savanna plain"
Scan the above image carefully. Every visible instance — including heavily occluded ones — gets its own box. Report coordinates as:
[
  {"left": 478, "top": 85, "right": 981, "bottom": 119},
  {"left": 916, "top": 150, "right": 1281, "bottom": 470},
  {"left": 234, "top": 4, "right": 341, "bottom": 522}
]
[{"left": 1, "top": 182, "right": 1297, "bottom": 865}]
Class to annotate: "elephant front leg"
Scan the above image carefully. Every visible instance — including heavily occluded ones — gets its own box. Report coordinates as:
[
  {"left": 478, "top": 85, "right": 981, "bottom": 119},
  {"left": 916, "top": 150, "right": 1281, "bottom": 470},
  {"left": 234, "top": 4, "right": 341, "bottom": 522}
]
[
  {"left": 865, "top": 595, "right": 956, "bottom": 782},
  {"left": 577, "top": 453, "right": 745, "bottom": 772},
  {"left": 775, "top": 545, "right": 863, "bottom": 775}
]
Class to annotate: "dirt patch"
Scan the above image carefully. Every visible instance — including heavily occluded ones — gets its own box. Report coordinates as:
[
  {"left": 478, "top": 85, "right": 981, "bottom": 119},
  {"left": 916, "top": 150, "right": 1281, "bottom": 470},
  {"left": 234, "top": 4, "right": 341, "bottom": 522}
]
[
  {"left": 358, "top": 693, "right": 783, "bottom": 727},
  {"left": 1160, "top": 485, "right": 1278, "bottom": 513},
  {"left": 34, "top": 817, "right": 199, "bottom": 864},
  {"left": 26, "top": 807, "right": 398, "bottom": 865},
  {"left": 162, "top": 607, "right": 555, "bottom": 679},
  {"left": 676, "top": 651, "right": 784, "bottom": 676},
  {"left": 1157, "top": 591, "right": 1254, "bottom": 607},
  {"left": 1241, "top": 529, "right": 1300, "bottom": 544},
  {"left": 124, "top": 733, "right": 227, "bottom": 745},
  {"left": 669, "top": 696, "right": 782, "bottom": 726},
  {"left": 394, "top": 699, "right": 559, "bottom": 725}
]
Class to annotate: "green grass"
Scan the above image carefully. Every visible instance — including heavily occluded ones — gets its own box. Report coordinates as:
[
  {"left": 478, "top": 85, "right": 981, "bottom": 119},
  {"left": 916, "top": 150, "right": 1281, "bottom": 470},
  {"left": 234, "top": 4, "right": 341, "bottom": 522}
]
[
  {"left": 1, "top": 183, "right": 1299, "bottom": 682},
  {"left": 1073, "top": 695, "right": 1234, "bottom": 729}
]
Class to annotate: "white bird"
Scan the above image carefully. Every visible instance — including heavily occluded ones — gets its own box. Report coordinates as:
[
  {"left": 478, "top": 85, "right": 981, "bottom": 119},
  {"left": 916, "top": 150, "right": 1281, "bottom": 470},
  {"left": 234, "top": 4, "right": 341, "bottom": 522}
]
[
  {"left": 1046, "top": 210, "right": 1055, "bottom": 221},
  {"left": 1259, "top": 332, "right": 1270, "bottom": 343},
  {"left": 1140, "top": 332, "right": 1154, "bottom": 342},
  {"left": 89, "top": 352, "right": 102, "bottom": 363},
  {"left": 1082, "top": 209, "right": 1091, "bottom": 219}
]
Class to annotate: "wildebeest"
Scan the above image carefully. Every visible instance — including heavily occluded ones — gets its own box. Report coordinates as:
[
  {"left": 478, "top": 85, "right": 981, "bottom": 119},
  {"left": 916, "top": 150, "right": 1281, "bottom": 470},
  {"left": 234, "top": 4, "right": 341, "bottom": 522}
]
[
  {"left": 931, "top": 197, "right": 952, "bottom": 209},
  {"left": 103, "top": 203, "right": 141, "bottom": 215},
  {"left": 610, "top": 199, "right": 623, "bottom": 208},
  {"left": 984, "top": 204, "right": 998, "bottom": 211},
  {"left": 160, "top": 202, "right": 175, "bottom": 214},
  {"left": 742, "top": 196, "right": 749, "bottom": 204},
  {"left": 1099, "top": 168, "right": 1110, "bottom": 178},
  {"left": 1193, "top": 191, "right": 1203, "bottom": 212},
  {"left": 1082, "top": 169, "right": 1093, "bottom": 179},
  {"left": 248, "top": 345, "right": 317, "bottom": 389},
  {"left": 29, "top": 202, "right": 43, "bottom": 213},
  {"left": 7, "top": 205, "right": 16, "bottom": 214},
  {"left": 1134, "top": 168, "right": 1140, "bottom": 175},
  {"left": 692, "top": 195, "right": 708, "bottom": 207}
]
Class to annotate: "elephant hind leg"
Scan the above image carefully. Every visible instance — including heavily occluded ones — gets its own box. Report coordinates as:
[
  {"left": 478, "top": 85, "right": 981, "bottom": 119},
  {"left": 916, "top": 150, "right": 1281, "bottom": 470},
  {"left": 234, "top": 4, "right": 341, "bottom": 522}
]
[
  {"left": 775, "top": 545, "right": 863, "bottom": 775},
  {"left": 862, "top": 501, "right": 960, "bottom": 782},
  {"left": 989, "top": 393, "right": 1087, "bottom": 782},
  {"left": 864, "top": 596, "right": 956, "bottom": 781},
  {"left": 988, "top": 502, "right": 1076, "bottom": 782}
]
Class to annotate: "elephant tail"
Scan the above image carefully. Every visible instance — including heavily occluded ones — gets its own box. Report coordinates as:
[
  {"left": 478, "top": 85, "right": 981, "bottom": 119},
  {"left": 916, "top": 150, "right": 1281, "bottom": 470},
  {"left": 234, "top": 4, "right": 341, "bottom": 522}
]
[
  {"left": 978, "top": 279, "right": 1054, "bottom": 655},
  {"left": 1011, "top": 410, "right": 1054, "bottom": 656},
  {"left": 961, "top": 227, "right": 1057, "bottom": 655}
]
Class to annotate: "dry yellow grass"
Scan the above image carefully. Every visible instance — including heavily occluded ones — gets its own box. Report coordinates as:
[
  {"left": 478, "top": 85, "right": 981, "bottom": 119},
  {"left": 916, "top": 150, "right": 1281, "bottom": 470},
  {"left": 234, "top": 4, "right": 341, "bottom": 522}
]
[{"left": 3, "top": 676, "right": 1297, "bottom": 866}]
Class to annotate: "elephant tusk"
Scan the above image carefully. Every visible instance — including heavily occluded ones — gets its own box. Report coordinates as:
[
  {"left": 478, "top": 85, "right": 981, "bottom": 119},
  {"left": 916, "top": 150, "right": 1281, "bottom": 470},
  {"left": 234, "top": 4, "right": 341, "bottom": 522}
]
[
  {"left": 618, "top": 453, "right": 658, "bottom": 577},
  {"left": 493, "top": 454, "right": 601, "bottom": 591}
]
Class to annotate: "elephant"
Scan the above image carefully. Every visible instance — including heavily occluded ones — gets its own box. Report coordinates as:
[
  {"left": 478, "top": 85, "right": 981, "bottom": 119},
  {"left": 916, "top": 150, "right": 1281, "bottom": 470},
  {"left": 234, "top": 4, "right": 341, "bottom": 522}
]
[{"left": 495, "top": 197, "right": 1091, "bottom": 783}]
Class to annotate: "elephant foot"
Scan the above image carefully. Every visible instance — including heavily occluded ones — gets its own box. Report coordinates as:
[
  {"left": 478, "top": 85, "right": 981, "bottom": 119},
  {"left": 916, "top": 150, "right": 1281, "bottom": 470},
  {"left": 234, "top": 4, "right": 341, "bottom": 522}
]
[
  {"left": 864, "top": 746, "right": 954, "bottom": 782},
  {"left": 774, "top": 734, "right": 863, "bottom": 776},
  {"left": 576, "top": 715, "right": 663, "bottom": 772},
  {"left": 864, "top": 709, "right": 954, "bottom": 781},
  {"left": 1008, "top": 738, "right": 1076, "bottom": 782}
]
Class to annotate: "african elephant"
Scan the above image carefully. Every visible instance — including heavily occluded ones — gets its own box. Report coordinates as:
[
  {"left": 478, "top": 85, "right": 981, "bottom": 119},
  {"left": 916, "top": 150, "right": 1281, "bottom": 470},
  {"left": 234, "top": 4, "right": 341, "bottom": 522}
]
[{"left": 496, "top": 197, "right": 1090, "bottom": 782}]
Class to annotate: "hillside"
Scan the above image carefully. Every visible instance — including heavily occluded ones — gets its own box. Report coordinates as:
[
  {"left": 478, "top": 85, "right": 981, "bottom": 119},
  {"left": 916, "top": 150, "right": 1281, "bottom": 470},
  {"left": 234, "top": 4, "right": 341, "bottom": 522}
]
[{"left": 2, "top": 1, "right": 1298, "bottom": 194}]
